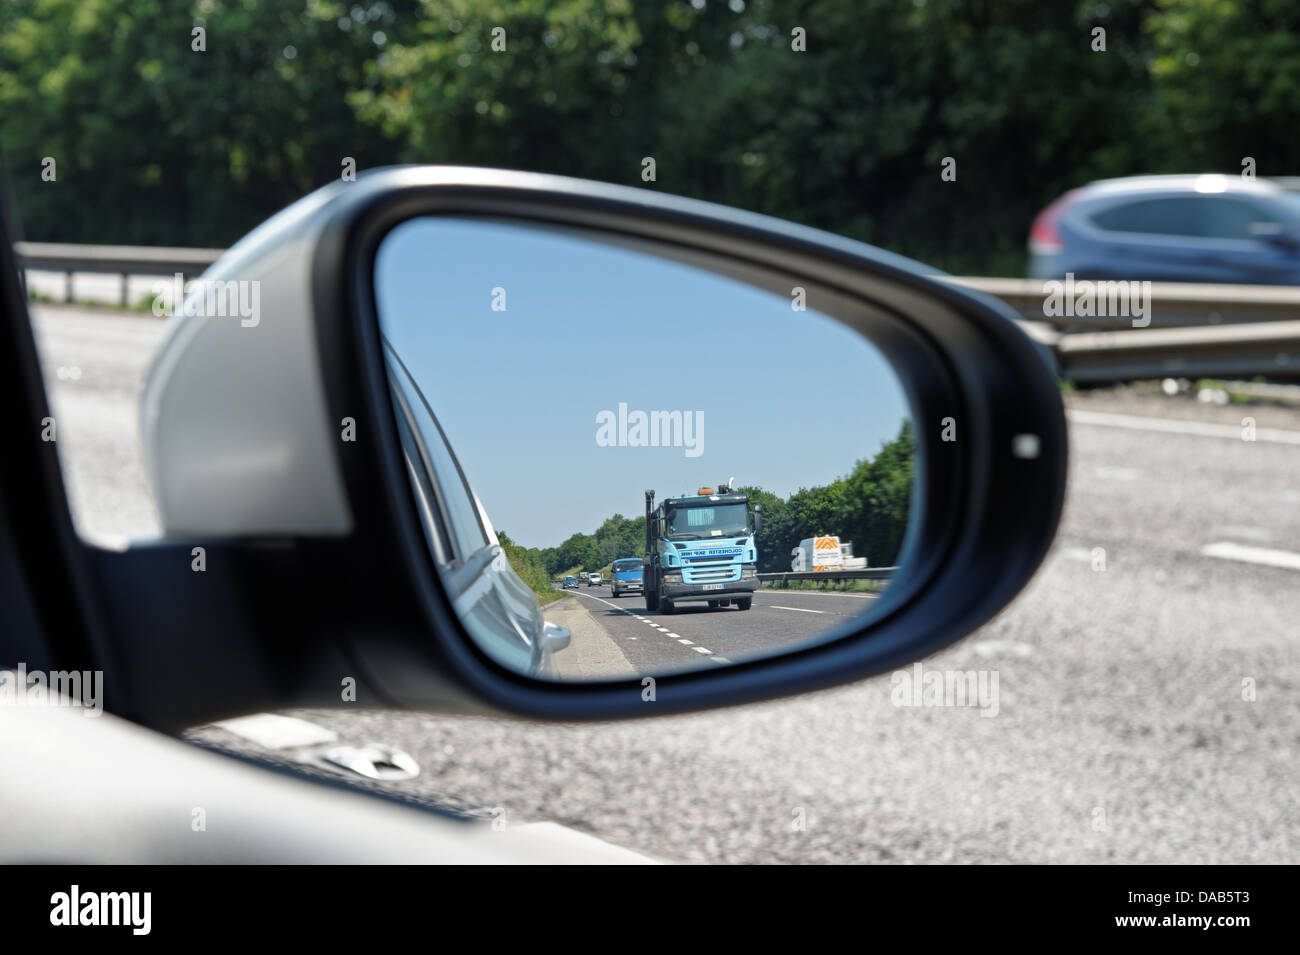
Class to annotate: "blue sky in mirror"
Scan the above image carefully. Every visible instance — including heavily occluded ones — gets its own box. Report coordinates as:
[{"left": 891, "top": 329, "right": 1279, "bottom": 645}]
[{"left": 375, "top": 218, "right": 910, "bottom": 548}]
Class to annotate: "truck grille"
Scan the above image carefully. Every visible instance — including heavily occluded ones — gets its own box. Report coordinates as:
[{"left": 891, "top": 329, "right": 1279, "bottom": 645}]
[{"left": 683, "top": 562, "right": 740, "bottom": 584}]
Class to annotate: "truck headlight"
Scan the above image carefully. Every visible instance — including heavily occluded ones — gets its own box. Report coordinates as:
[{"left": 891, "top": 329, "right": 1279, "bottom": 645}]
[
  {"left": 741, "top": 565, "right": 757, "bottom": 578},
  {"left": 663, "top": 571, "right": 681, "bottom": 583}
]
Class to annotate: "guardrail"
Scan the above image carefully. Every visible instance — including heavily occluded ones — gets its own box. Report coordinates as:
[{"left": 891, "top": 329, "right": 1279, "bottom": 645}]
[
  {"left": 943, "top": 276, "right": 1300, "bottom": 381},
  {"left": 758, "top": 567, "right": 897, "bottom": 583},
  {"left": 1042, "top": 319, "right": 1300, "bottom": 382},
  {"left": 943, "top": 276, "right": 1300, "bottom": 331},
  {"left": 16, "top": 241, "right": 223, "bottom": 306},
  {"left": 17, "top": 243, "right": 1300, "bottom": 381}
]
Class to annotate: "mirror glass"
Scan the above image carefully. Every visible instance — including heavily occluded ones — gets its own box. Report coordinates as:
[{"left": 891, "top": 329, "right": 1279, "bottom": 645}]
[{"left": 374, "top": 217, "right": 916, "bottom": 681}]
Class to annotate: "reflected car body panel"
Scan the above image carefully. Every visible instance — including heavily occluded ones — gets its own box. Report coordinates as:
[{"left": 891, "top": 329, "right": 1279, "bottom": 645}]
[{"left": 386, "top": 342, "right": 569, "bottom": 677}]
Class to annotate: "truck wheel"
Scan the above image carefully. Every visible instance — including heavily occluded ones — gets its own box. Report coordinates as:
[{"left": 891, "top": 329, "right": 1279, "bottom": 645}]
[
  {"left": 661, "top": 600, "right": 675, "bottom": 615},
  {"left": 707, "top": 600, "right": 719, "bottom": 608},
  {"left": 737, "top": 597, "right": 752, "bottom": 611}
]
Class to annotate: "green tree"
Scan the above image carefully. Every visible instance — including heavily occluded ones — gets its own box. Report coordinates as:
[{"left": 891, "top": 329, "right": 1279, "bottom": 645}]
[
  {"left": 0, "top": 0, "right": 414, "bottom": 244},
  {"left": 1145, "top": 0, "right": 1300, "bottom": 173}
]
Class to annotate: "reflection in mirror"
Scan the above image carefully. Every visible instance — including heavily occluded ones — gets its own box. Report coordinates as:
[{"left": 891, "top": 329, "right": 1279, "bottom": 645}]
[{"left": 375, "top": 218, "right": 916, "bottom": 682}]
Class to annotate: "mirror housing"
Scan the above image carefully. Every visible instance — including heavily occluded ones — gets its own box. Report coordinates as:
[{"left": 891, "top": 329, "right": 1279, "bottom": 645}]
[{"left": 122, "top": 166, "right": 1066, "bottom": 726}]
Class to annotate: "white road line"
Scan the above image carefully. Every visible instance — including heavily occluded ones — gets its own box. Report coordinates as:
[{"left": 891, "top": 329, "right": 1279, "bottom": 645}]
[
  {"left": 1201, "top": 541, "right": 1300, "bottom": 571},
  {"left": 665, "top": 632, "right": 681, "bottom": 638},
  {"left": 1068, "top": 409, "right": 1300, "bottom": 445},
  {"left": 571, "top": 589, "right": 721, "bottom": 659},
  {"left": 770, "top": 605, "right": 827, "bottom": 614},
  {"left": 572, "top": 590, "right": 634, "bottom": 612}
]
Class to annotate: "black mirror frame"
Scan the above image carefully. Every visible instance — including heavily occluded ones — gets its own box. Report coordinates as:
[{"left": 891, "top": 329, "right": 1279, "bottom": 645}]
[{"left": 305, "top": 167, "right": 1068, "bottom": 720}]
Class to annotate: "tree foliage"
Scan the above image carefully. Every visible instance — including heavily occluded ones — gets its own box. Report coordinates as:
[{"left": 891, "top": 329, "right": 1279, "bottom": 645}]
[
  {"left": 2, "top": 1, "right": 1280, "bottom": 272},
  {"left": 739, "top": 420, "right": 914, "bottom": 573},
  {"left": 526, "top": 421, "right": 914, "bottom": 577}
]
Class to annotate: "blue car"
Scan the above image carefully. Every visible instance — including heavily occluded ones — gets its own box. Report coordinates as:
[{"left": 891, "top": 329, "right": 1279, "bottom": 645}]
[
  {"left": 610, "top": 557, "right": 644, "bottom": 597},
  {"left": 1029, "top": 174, "right": 1300, "bottom": 285}
]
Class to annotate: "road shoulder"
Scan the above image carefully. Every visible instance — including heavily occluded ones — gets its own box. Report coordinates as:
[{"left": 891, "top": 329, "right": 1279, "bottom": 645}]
[{"left": 545, "top": 594, "right": 640, "bottom": 682}]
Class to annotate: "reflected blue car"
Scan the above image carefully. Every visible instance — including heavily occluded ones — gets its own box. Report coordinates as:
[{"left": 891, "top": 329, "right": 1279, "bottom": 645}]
[{"left": 610, "top": 558, "right": 643, "bottom": 597}]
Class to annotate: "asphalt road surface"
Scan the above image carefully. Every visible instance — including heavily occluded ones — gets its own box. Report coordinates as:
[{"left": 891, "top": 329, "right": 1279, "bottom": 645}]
[
  {"left": 548, "top": 584, "right": 883, "bottom": 678},
  {"left": 31, "top": 303, "right": 1300, "bottom": 864}
]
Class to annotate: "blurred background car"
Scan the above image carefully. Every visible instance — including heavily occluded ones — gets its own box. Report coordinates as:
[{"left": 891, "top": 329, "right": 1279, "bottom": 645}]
[
  {"left": 563, "top": 575, "right": 579, "bottom": 590},
  {"left": 1029, "top": 174, "right": 1300, "bottom": 284}
]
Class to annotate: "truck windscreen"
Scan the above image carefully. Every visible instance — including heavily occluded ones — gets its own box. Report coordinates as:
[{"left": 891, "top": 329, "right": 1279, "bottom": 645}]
[{"left": 664, "top": 503, "right": 750, "bottom": 540}]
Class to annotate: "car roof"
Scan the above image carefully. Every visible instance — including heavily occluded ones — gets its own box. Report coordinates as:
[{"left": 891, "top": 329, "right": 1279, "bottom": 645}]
[{"left": 1079, "top": 174, "right": 1286, "bottom": 199}]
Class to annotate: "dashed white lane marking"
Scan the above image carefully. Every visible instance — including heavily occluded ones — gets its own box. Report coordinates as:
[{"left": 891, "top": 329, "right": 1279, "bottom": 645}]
[
  {"left": 571, "top": 590, "right": 721, "bottom": 658},
  {"left": 1068, "top": 409, "right": 1300, "bottom": 445},
  {"left": 1201, "top": 541, "right": 1300, "bottom": 572},
  {"left": 770, "top": 605, "right": 827, "bottom": 614}
]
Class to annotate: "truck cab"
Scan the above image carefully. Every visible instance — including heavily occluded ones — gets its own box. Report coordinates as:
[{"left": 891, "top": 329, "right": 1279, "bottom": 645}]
[{"left": 643, "top": 485, "right": 760, "bottom": 614}]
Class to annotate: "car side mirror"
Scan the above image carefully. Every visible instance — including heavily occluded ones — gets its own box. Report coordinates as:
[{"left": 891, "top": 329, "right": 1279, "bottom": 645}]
[{"left": 130, "top": 167, "right": 1066, "bottom": 725}]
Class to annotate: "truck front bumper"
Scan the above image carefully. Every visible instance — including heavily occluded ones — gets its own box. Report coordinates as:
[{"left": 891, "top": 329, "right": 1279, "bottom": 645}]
[{"left": 662, "top": 579, "right": 758, "bottom": 600}]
